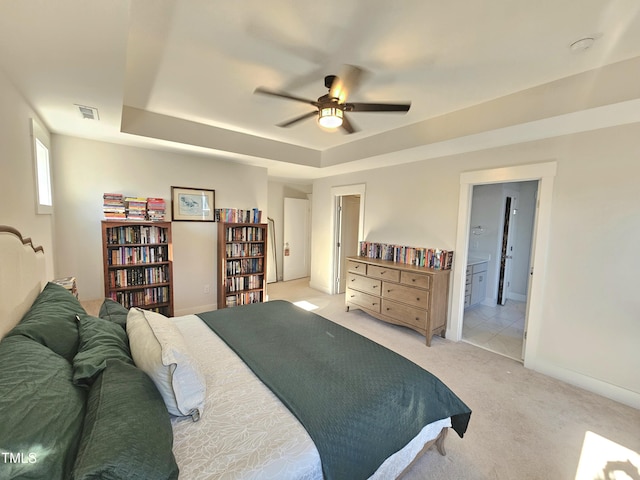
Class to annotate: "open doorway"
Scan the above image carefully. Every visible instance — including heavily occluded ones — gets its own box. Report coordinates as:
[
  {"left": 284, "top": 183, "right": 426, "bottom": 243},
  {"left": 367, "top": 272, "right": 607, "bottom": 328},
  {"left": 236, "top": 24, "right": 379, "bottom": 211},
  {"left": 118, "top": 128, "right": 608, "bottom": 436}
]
[
  {"left": 462, "top": 181, "right": 537, "bottom": 361},
  {"left": 450, "top": 162, "right": 557, "bottom": 370},
  {"left": 335, "top": 195, "right": 361, "bottom": 294},
  {"left": 330, "top": 184, "right": 366, "bottom": 295}
]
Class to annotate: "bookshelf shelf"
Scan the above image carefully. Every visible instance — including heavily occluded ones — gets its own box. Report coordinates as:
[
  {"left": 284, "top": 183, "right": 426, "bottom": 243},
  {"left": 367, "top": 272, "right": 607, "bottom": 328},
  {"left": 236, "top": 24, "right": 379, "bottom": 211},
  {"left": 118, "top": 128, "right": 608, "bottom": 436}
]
[
  {"left": 217, "top": 222, "right": 267, "bottom": 308},
  {"left": 101, "top": 220, "right": 174, "bottom": 316}
]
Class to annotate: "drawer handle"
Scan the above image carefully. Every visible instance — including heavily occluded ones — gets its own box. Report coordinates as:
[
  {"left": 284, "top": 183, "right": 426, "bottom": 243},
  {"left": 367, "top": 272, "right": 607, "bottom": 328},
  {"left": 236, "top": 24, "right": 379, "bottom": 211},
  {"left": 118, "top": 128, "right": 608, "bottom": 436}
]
[
  {"left": 351, "top": 278, "right": 355, "bottom": 282},
  {"left": 373, "top": 285, "right": 378, "bottom": 288},
  {"left": 416, "top": 297, "right": 420, "bottom": 301},
  {"left": 350, "top": 295, "right": 355, "bottom": 298},
  {"left": 411, "top": 278, "right": 416, "bottom": 282},
  {"left": 372, "top": 302, "right": 378, "bottom": 306},
  {"left": 387, "top": 289, "right": 391, "bottom": 293},
  {"left": 380, "top": 270, "right": 386, "bottom": 274}
]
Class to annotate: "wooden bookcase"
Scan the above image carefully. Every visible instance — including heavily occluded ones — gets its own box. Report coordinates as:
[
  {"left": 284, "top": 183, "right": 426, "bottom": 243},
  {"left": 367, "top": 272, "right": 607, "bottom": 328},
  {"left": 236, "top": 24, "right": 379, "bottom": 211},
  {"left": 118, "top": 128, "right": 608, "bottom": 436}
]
[
  {"left": 217, "top": 222, "right": 267, "bottom": 308},
  {"left": 101, "top": 220, "right": 174, "bottom": 316}
]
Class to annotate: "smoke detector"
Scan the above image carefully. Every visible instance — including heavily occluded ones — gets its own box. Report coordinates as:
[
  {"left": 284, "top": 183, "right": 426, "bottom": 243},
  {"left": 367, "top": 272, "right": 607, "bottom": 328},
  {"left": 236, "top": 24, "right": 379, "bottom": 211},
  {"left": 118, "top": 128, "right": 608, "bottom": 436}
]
[
  {"left": 569, "top": 34, "right": 600, "bottom": 52},
  {"left": 75, "top": 104, "right": 100, "bottom": 120}
]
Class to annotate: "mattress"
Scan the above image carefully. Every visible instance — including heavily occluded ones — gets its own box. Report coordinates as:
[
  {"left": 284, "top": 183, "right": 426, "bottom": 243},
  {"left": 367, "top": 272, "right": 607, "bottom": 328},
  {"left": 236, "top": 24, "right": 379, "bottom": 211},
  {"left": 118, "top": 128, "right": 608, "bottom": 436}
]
[{"left": 170, "top": 314, "right": 451, "bottom": 480}]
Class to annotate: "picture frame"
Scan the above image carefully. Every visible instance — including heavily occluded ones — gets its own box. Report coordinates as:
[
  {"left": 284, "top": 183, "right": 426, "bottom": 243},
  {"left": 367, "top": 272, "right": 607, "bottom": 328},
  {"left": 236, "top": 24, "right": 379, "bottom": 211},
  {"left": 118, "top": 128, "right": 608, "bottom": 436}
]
[{"left": 171, "top": 186, "right": 215, "bottom": 222}]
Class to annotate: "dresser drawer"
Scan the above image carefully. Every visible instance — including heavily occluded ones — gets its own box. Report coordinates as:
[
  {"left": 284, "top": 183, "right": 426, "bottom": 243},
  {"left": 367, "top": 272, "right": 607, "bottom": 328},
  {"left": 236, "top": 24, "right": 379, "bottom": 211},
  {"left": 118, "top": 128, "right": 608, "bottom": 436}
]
[
  {"left": 367, "top": 265, "right": 401, "bottom": 283},
  {"left": 400, "top": 271, "right": 430, "bottom": 289},
  {"left": 347, "top": 259, "right": 367, "bottom": 274},
  {"left": 347, "top": 273, "right": 381, "bottom": 295},
  {"left": 382, "top": 282, "right": 428, "bottom": 309},
  {"left": 346, "top": 288, "right": 381, "bottom": 313},
  {"left": 382, "top": 299, "right": 427, "bottom": 329}
]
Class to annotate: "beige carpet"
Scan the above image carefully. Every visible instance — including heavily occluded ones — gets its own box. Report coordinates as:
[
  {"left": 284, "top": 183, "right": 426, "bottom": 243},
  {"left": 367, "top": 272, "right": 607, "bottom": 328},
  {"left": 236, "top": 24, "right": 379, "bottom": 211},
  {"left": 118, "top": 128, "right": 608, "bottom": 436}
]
[{"left": 267, "top": 278, "right": 640, "bottom": 480}]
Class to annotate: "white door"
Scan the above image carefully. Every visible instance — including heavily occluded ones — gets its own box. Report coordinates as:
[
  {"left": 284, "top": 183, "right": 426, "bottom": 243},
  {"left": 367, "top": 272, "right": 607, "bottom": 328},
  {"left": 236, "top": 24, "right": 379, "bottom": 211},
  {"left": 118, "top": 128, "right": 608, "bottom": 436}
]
[{"left": 283, "top": 198, "right": 310, "bottom": 281}]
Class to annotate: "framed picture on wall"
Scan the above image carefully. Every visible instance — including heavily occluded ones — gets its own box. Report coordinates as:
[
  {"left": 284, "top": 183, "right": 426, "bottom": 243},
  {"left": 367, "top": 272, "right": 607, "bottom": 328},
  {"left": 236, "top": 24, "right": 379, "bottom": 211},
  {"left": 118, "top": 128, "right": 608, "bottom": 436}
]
[{"left": 171, "top": 186, "right": 215, "bottom": 222}]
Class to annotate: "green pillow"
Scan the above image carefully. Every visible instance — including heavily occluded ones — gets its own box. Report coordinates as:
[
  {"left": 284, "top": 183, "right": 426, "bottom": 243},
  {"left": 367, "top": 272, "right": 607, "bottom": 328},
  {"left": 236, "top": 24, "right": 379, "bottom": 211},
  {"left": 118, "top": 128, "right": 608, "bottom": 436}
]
[
  {"left": 72, "top": 313, "right": 132, "bottom": 386},
  {"left": 98, "top": 298, "right": 129, "bottom": 329},
  {"left": 0, "top": 335, "right": 86, "bottom": 479},
  {"left": 7, "top": 281, "right": 85, "bottom": 362},
  {"left": 73, "top": 359, "right": 179, "bottom": 480}
]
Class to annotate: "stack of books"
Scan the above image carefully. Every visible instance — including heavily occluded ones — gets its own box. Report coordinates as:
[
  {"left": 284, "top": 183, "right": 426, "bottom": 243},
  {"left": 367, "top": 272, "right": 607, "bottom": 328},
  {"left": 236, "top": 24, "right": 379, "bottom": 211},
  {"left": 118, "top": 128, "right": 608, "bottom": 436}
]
[
  {"left": 125, "top": 197, "right": 147, "bottom": 220},
  {"left": 53, "top": 276, "right": 78, "bottom": 298},
  {"left": 215, "top": 208, "right": 262, "bottom": 223},
  {"left": 147, "top": 197, "right": 166, "bottom": 221},
  {"left": 103, "top": 193, "right": 126, "bottom": 219}
]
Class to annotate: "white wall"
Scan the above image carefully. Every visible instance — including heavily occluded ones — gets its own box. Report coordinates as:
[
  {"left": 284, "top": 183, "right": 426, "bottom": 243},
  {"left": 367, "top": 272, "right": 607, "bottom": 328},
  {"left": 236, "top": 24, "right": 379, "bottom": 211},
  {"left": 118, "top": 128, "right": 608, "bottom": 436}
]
[
  {"left": 51, "top": 135, "right": 268, "bottom": 315},
  {"left": 311, "top": 122, "right": 640, "bottom": 408}
]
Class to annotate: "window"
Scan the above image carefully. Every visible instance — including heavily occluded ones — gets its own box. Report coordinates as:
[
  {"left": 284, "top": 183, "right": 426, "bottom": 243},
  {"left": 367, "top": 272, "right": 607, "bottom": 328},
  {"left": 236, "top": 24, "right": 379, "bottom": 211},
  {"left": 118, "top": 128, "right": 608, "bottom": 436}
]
[{"left": 31, "top": 118, "right": 53, "bottom": 214}]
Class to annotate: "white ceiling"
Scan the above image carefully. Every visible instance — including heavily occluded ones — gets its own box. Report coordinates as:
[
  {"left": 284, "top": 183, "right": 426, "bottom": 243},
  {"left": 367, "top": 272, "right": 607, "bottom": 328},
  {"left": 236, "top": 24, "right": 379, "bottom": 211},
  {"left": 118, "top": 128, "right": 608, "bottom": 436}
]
[{"left": 1, "top": 0, "right": 640, "bottom": 180}]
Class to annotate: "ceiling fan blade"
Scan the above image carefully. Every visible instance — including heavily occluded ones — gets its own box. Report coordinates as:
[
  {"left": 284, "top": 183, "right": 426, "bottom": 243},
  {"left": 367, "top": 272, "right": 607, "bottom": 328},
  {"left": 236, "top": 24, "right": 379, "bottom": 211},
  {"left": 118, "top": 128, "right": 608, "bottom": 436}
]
[
  {"left": 277, "top": 110, "right": 318, "bottom": 128},
  {"left": 347, "top": 102, "right": 411, "bottom": 112},
  {"left": 329, "top": 64, "right": 367, "bottom": 104},
  {"left": 254, "top": 87, "right": 319, "bottom": 107},
  {"left": 341, "top": 114, "right": 358, "bottom": 134}
]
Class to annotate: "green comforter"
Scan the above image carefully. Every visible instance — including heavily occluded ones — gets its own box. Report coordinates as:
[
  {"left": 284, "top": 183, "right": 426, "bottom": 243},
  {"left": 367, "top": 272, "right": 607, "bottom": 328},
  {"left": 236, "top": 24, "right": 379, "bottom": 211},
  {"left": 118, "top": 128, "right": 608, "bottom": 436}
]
[{"left": 198, "top": 300, "right": 471, "bottom": 480}]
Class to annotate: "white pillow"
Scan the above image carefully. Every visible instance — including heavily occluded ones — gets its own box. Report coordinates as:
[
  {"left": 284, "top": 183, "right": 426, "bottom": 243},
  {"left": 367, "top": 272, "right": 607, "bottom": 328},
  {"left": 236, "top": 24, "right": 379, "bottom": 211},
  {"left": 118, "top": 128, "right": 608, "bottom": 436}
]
[{"left": 126, "top": 308, "right": 206, "bottom": 421}]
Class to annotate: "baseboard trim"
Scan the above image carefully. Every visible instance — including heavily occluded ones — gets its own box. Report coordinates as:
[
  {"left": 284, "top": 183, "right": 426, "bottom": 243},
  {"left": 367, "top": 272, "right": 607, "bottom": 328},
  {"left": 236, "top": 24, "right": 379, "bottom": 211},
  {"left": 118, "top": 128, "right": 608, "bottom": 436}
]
[{"left": 529, "top": 358, "right": 640, "bottom": 409}]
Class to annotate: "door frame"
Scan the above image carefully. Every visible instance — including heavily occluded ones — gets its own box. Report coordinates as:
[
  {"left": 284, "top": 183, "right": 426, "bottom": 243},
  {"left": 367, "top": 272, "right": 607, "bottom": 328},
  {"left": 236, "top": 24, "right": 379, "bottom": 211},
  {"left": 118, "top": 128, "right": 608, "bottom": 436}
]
[
  {"left": 449, "top": 162, "right": 556, "bottom": 370},
  {"left": 331, "top": 184, "right": 366, "bottom": 295}
]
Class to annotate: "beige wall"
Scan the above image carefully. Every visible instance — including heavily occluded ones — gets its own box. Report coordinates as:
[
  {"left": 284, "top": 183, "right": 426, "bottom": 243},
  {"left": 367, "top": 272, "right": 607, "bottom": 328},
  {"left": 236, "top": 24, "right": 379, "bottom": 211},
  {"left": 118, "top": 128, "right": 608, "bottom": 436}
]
[
  {"left": 51, "top": 135, "right": 268, "bottom": 315},
  {"left": 0, "top": 70, "right": 55, "bottom": 279},
  {"left": 311, "top": 122, "right": 640, "bottom": 408}
]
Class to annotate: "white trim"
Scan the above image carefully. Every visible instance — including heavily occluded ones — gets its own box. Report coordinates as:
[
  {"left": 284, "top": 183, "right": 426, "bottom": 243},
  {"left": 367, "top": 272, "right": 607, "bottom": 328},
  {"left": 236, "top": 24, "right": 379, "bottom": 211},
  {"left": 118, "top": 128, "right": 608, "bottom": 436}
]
[
  {"left": 330, "top": 184, "right": 366, "bottom": 295},
  {"left": 449, "top": 161, "right": 557, "bottom": 373},
  {"left": 30, "top": 118, "right": 53, "bottom": 215}
]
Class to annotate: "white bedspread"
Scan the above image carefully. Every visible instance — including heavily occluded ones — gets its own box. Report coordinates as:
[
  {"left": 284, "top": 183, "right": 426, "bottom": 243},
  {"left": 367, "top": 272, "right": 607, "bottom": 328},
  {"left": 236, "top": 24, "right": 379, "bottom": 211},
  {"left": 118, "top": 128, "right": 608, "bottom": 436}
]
[{"left": 171, "top": 314, "right": 450, "bottom": 480}]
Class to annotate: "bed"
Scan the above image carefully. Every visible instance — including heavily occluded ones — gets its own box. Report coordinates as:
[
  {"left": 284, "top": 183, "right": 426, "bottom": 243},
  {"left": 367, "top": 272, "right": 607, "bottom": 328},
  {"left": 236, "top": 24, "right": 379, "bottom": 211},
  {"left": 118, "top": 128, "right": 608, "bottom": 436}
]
[{"left": 0, "top": 225, "right": 471, "bottom": 480}]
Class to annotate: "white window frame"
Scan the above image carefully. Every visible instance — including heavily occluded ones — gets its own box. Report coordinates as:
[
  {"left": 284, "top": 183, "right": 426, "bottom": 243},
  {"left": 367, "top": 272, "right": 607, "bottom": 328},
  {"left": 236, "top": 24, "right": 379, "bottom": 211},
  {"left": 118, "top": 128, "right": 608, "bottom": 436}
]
[{"left": 31, "top": 118, "right": 53, "bottom": 214}]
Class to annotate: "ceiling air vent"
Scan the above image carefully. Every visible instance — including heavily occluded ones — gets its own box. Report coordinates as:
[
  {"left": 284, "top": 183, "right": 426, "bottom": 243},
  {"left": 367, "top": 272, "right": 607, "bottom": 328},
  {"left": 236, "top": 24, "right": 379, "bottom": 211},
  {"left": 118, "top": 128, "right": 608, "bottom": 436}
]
[{"left": 75, "top": 104, "right": 100, "bottom": 120}]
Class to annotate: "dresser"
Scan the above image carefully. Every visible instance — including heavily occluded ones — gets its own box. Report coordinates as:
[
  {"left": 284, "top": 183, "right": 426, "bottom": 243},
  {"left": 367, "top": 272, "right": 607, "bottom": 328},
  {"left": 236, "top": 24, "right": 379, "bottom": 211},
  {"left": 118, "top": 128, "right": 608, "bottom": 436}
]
[{"left": 345, "top": 256, "right": 451, "bottom": 346}]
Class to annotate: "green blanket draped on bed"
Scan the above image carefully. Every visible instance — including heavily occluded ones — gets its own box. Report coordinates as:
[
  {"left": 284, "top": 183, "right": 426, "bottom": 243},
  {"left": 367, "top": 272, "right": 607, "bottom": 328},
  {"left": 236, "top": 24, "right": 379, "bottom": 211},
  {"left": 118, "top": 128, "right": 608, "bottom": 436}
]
[{"left": 198, "top": 300, "right": 470, "bottom": 480}]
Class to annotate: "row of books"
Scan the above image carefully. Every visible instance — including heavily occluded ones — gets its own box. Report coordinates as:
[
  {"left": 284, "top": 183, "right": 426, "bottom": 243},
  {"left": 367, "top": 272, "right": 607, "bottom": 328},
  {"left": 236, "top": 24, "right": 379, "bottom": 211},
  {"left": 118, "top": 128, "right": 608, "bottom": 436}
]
[
  {"left": 225, "top": 242, "right": 264, "bottom": 258},
  {"left": 108, "top": 245, "right": 168, "bottom": 266},
  {"left": 226, "top": 226, "right": 264, "bottom": 242},
  {"left": 225, "top": 291, "right": 263, "bottom": 307},
  {"left": 108, "top": 265, "right": 170, "bottom": 289},
  {"left": 103, "top": 193, "right": 167, "bottom": 221},
  {"left": 109, "top": 286, "right": 170, "bottom": 309},
  {"left": 105, "top": 225, "right": 169, "bottom": 245},
  {"left": 225, "top": 274, "right": 263, "bottom": 293},
  {"left": 216, "top": 208, "right": 262, "bottom": 224},
  {"left": 358, "top": 241, "right": 454, "bottom": 270},
  {"left": 225, "top": 258, "right": 264, "bottom": 276}
]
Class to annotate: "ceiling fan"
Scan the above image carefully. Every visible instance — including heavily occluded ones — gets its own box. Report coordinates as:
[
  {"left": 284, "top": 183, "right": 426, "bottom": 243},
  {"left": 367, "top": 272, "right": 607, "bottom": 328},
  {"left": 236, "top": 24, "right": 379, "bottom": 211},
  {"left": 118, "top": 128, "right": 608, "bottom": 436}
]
[{"left": 254, "top": 65, "right": 411, "bottom": 134}]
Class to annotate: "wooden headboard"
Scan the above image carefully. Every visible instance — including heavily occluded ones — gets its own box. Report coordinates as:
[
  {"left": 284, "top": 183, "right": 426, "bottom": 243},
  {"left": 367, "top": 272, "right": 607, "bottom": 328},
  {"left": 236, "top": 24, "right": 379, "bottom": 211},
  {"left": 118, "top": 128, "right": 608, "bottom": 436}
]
[{"left": 0, "top": 226, "right": 47, "bottom": 339}]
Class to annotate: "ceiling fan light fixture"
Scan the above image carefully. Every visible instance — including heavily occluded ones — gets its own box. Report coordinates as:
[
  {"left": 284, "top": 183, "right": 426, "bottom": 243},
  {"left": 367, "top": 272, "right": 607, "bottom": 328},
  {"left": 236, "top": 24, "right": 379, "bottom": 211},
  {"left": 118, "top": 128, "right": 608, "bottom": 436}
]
[{"left": 318, "top": 106, "right": 343, "bottom": 129}]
